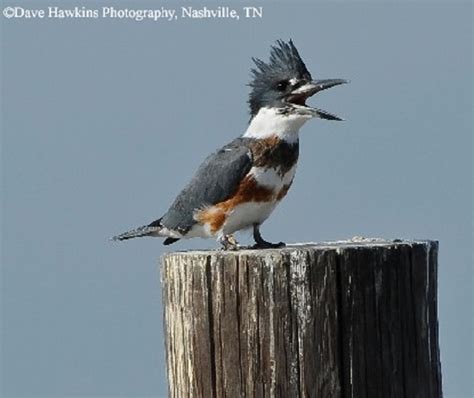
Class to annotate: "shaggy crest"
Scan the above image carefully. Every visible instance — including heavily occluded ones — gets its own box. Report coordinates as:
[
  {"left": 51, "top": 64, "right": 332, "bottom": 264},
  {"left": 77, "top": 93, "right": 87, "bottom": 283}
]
[{"left": 248, "top": 40, "right": 312, "bottom": 116}]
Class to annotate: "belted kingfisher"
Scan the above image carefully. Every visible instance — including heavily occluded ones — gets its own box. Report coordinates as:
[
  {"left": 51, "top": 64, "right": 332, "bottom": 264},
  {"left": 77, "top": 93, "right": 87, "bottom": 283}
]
[{"left": 113, "top": 40, "right": 347, "bottom": 250}]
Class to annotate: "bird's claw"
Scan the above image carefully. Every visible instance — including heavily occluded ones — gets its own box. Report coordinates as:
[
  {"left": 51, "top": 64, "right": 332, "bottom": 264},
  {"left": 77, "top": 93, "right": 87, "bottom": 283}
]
[{"left": 219, "top": 234, "right": 240, "bottom": 251}]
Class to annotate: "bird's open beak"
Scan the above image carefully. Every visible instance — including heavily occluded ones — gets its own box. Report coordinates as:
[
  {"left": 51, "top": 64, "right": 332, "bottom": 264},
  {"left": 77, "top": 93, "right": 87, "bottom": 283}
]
[{"left": 287, "top": 78, "right": 348, "bottom": 120}]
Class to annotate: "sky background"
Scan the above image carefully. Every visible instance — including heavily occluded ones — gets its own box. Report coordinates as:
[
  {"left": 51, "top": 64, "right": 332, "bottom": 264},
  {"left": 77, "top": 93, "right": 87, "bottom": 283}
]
[{"left": 1, "top": 0, "right": 472, "bottom": 397}]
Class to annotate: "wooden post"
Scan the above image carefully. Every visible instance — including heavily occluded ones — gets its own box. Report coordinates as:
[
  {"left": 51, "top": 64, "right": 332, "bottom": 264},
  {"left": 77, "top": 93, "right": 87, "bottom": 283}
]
[{"left": 160, "top": 239, "right": 442, "bottom": 398}]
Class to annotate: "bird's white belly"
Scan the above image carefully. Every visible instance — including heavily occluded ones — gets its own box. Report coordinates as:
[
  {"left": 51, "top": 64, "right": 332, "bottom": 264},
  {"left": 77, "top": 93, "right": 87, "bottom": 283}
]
[{"left": 222, "top": 201, "right": 277, "bottom": 235}]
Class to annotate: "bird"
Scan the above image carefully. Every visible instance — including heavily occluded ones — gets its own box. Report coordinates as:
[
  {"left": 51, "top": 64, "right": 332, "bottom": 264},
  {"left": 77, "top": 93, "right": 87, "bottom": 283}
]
[{"left": 112, "top": 39, "right": 347, "bottom": 250}]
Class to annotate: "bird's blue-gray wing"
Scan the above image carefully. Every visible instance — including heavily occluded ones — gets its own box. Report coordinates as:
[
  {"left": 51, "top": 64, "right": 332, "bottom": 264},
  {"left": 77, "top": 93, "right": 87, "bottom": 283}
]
[{"left": 160, "top": 138, "right": 253, "bottom": 233}]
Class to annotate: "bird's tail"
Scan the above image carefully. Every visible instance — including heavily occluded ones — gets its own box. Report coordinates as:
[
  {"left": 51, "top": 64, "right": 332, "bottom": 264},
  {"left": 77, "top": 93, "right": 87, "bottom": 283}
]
[{"left": 111, "top": 220, "right": 162, "bottom": 241}]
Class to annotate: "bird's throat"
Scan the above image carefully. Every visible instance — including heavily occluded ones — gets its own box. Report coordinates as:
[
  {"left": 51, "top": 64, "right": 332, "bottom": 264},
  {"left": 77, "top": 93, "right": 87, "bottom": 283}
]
[{"left": 243, "top": 106, "right": 312, "bottom": 144}]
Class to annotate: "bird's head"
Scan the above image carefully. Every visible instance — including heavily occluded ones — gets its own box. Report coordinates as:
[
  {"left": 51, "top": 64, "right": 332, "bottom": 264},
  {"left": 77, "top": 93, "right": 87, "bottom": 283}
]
[{"left": 248, "top": 40, "right": 347, "bottom": 121}]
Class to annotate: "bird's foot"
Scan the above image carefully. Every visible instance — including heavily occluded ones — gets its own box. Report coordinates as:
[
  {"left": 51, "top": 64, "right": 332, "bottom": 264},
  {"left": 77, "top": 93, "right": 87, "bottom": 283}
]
[
  {"left": 252, "top": 224, "right": 285, "bottom": 249},
  {"left": 252, "top": 240, "right": 286, "bottom": 250},
  {"left": 218, "top": 234, "right": 240, "bottom": 251}
]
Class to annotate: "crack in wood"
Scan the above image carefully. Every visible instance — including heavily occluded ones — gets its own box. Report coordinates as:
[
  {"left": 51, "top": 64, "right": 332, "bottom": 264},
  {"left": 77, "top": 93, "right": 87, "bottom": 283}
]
[{"left": 205, "top": 257, "right": 217, "bottom": 398}]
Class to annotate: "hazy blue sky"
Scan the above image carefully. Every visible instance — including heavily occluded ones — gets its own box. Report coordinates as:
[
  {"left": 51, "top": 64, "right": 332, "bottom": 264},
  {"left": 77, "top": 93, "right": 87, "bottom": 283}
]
[{"left": 1, "top": 1, "right": 472, "bottom": 397}]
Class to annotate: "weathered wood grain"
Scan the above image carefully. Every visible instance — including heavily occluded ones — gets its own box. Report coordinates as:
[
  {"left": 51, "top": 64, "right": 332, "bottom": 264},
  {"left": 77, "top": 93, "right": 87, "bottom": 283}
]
[{"left": 161, "top": 239, "right": 441, "bottom": 398}]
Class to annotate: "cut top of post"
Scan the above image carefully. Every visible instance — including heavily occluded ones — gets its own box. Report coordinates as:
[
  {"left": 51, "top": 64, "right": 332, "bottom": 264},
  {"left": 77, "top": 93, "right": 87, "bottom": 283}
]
[{"left": 162, "top": 238, "right": 437, "bottom": 257}]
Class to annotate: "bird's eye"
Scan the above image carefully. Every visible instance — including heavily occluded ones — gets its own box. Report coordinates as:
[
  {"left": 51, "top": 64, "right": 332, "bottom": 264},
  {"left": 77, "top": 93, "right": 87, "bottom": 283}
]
[{"left": 276, "top": 80, "right": 289, "bottom": 91}]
